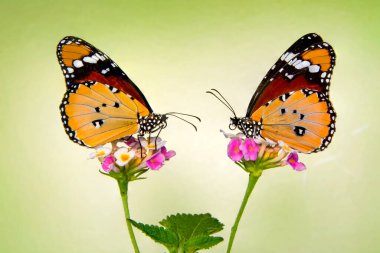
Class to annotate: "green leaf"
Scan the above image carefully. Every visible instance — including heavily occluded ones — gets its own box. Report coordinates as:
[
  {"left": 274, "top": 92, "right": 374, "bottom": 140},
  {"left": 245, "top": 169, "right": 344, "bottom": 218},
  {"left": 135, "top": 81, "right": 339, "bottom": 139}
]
[
  {"left": 131, "top": 213, "right": 224, "bottom": 253},
  {"left": 160, "top": 213, "right": 224, "bottom": 241},
  {"left": 184, "top": 235, "right": 224, "bottom": 253},
  {"left": 129, "top": 219, "right": 178, "bottom": 251}
]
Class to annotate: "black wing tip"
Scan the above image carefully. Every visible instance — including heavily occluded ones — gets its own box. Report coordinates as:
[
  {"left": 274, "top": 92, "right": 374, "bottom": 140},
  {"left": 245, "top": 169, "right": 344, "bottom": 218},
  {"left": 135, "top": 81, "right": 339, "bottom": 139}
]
[
  {"left": 57, "top": 35, "right": 88, "bottom": 48},
  {"left": 60, "top": 35, "right": 81, "bottom": 41},
  {"left": 301, "top": 33, "right": 322, "bottom": 39}
]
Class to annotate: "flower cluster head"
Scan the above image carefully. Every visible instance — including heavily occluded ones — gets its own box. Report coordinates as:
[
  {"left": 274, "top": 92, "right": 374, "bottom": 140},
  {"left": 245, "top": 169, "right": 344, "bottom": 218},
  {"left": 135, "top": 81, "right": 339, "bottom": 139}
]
[
  {"left": 222, "top": 130, "right": 305, "bottom": 174},
  {"left": 89, "top": 137, "right": 176, "bottom": 181}
]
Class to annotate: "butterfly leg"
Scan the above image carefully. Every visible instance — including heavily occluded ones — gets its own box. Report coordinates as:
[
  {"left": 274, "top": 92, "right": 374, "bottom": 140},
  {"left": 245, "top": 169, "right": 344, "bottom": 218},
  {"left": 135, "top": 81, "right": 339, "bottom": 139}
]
[
  {"left": 137, "top": 134, "right": 144, "bottom": 158},
  {"left": 240, "top": 123, "right": 250, "bottom": 138},
  {"left": 154, "top": 126, "right": 163, "bottom": 150}
]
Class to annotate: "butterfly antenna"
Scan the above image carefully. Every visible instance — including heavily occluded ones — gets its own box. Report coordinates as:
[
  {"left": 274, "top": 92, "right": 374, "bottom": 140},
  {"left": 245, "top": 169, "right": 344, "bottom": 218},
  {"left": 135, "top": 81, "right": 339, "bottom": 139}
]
[
  {"left": 166, "top": 114, "right": 198, "bottom": 131},
  {"left": 210, "top": 89, "right": 237, "bottom": 114},
  {"left": 206, "top": 89, "right": 237, "bottom": 117},
  {"left": 165, "top": 112, "right": 201, "bottom": 122},
  {"left": 206, "top": 90, "right": 233, "bottom": 111}
]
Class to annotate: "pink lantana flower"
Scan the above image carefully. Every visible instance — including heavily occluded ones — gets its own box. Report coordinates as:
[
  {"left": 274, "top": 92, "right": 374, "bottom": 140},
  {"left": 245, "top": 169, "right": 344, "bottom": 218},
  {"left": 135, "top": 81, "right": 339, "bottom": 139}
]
[
  {"left": 227, "top": 138, "right": 244, "bottom": 161},
  {"left": 287, "top": 152, "right": 306, "bottom": 171},
  {"left": 146, "top": 146, "right": 176, "bottom": 170},
  {"left": 240, "top": 138, "right": 259, "bottom": 161},
  {"left": 101, "top": 155, "right": 116, "bottom": 173},
  {"left": 92, "top": 136, "right": 176, "bottom": 181},
  {"left": 222, "top": 130, "right": 305, "bottom": 172}
]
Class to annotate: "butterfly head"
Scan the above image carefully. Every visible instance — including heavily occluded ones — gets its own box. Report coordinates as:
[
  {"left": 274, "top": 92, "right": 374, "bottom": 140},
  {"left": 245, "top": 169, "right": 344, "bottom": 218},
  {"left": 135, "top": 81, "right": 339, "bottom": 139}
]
[
  {"left": 160, "top": 114, "right": 169, "bottom": 129},
  {"left": 229, "top": 117, "right": 240, "bottom": 130}
]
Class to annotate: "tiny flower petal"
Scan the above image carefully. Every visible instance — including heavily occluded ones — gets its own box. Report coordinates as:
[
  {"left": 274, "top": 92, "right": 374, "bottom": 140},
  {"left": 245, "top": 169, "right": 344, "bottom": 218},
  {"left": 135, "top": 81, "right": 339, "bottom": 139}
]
[
  {"left": 287, "top": 152, "right": 306, "bottom": 171},
  {"left": 89, "top": 146, "right": 111, "bottom": 159},
  {"left": 161, "top": 146, "right": 176, "bottom": 160},
  {"left": 220, "top": 129, "right": 245, "bottom": 139},
  {"left": 278, "top": 140, "right": 292, "bottom": 152},
  {"left": 287, "top": 152, "right": 299, "bottom": 164},
  {"left": 101, "top": 155, "right": 115, "bottom": 173},
  {"left": 292, "top": 162, "right": 306, "bottom": 171},
  {"left": 141, "top": 137, "right": 166, "bottom": 150},
  {"left": 241, "top": 138, "right": 260, "bottom": 161},
  {"left": 220, "top": 129, "right": 238, "bottom": 139},
  {"left": 114, "top": 148, "right": 136, "bottom": 166},
  {"left": 124, "top": 137, "right": 141, "bottom": 149},
  {"left": 146, "top": 152, "right": 165, "bottom": 170},
  {"left": 227, "top": 138, "right": 243, "bottom": 161}
]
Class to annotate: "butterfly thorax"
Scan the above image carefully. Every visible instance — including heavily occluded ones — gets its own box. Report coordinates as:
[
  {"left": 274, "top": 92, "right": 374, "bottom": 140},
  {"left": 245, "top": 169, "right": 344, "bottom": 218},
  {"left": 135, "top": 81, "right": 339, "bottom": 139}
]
[
  {"left": 230, "top": 117, "right": 261, "bottom": 138},
  {"left": 138, "top": 113, "right": 168, "bottom": 135}
]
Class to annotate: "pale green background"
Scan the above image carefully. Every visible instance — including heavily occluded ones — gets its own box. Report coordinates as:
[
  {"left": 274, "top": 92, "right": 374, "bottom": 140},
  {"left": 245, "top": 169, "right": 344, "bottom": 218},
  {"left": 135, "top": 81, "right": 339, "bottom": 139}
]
[{"left": 0, "top": 0, "right": 379, "bottom": 252}]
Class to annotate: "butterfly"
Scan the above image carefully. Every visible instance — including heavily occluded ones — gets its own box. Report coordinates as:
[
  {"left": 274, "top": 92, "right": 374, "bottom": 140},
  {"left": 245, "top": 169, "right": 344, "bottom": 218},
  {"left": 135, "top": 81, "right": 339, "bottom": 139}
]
[
  {"left": 57, "top": 36, "right": 199, "bottom": 147},
  {"left": 208, "top": 33, "right": 336, "bottom": 153}
]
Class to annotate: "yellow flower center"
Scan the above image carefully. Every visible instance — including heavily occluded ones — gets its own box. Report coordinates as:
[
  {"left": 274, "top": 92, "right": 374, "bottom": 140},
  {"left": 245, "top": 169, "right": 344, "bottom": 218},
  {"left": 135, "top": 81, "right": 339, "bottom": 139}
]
[
  {"left": 282, "top": 145, "right": 291, "bottom": 152},
  {"left": 120, "top": 153, "right": 130, "bottom": 162},
  {"left": 147, "top": 143, "right": 156, "bottom": 149},
  {"left": 96, "top": 151, "right": 106, "bottom": 157}
]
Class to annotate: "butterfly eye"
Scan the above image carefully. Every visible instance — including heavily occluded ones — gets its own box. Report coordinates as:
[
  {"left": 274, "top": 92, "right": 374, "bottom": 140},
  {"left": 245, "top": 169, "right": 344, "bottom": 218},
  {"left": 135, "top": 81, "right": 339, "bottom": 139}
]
[{"left": 229, "top": 122, "right": 237, "bottom": 130}]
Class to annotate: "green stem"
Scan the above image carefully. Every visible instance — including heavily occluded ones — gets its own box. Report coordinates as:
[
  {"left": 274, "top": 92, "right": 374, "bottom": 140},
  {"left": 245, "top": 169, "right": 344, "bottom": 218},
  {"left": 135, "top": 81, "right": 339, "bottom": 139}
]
[
  {"left": 178, "top": 246, "right": 184, "bottom": 253},
  {"left": 117, "top": 178, "right": 140, "bottom": 253},
  {"left": 226, "top": 172, "right": 261, "bottom": 253}
]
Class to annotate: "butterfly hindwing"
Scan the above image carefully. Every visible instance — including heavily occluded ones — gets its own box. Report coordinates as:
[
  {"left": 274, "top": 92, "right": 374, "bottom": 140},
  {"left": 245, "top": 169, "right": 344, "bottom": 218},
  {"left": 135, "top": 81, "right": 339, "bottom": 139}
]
[
  {"left": 60, "top": 81, "right": 150, "bottom": 147},
  {"left": 246, "top": 33, "right": 336, "bottom": 116},
  {"left": 251, "top": 89, "right": 336, "bottom": 153},
  {"left": 57, "top": 36, "right": 153, "bottom": 113}
]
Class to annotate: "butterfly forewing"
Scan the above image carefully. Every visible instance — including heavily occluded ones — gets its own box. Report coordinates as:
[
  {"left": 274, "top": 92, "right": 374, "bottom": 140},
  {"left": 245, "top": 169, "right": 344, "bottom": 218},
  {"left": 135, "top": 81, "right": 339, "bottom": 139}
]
[
  {"left": 246, "top": 33, "right": 336, "bottom": 116},
  {"left": 60, "top": 81, "right": 150, "bottom": 147},
  {"left": 57, "top": 36, "right": 153, "bottom": 113}
]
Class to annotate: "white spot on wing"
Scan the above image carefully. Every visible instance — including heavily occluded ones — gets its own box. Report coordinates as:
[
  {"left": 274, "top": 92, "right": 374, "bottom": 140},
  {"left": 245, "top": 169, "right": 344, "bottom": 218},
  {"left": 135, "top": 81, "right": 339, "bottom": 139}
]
[
  {"left": 284, "top": 52, "right": 297, "bottom": 62},
  {"left": 294, "top": 61, "right": 310, "bottom": 69},
  {"left": 73, "top": 60, "right": 84, "bottom": 68},
  {"left": 281, "top": 52, "right": 289, "bottom": 61},
  {"left": 309, "top": 65, "right": 320, "bottom": 73},
  {"left": 83, "top": 56, "right": 97, "bottom": 63},
  {"left": 95, "top": 53, "right": 106, "bottom": 61}
]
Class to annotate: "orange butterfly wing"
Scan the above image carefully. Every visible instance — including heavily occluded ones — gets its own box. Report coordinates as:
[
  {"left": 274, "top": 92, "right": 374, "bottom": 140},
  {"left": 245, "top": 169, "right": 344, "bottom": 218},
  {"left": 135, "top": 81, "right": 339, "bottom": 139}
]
[
  {"left": 57, "top": 36, "right": 153, "bottom": 113},
  {"left": 251, "top": 89, "right": 336, "bottom": 153},
  {"left": 247, "top": 33, "right": 336, "bottom": 116},
  {"left": 60, "top": 81, "right": 150, "bottom": 147}
]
